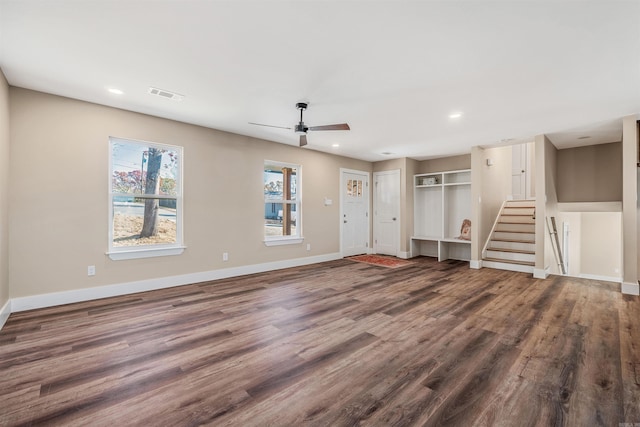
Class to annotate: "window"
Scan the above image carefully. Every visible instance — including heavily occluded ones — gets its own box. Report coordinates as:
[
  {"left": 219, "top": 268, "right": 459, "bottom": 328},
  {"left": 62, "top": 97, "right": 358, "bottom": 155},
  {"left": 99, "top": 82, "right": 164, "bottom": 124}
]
[
  {"left": 108, "top": 137, "right": 184, "bottom": 259},
  {"left": 264, "top": 161, "right": 303, "bottom": 245}
]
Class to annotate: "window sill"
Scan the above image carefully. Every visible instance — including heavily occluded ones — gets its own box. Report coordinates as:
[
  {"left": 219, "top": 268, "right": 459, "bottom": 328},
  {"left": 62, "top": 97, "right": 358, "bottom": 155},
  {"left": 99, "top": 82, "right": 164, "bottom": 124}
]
[
  {"left": 263, "top": 237, "right": 304, "bottom": 247},
  {"left": 107, "top": 246, "right": 186, "bottom": 260}
]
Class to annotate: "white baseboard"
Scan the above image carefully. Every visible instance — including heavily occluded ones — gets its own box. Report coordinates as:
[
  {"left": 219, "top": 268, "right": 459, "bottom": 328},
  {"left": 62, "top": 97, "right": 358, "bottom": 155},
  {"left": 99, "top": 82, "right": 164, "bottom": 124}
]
[
  {"left": 533, "top": 267, "right": 550, "bottom": 279},
  {"left": 397, "top": 250, "right": 411, "bottom": 260},
  {"left": 622, "top": 281, "right": 640, "bottom": 296},
  {"left": 483, "top": 260, "right": 534, "bottom": 274},
  {"left": 578, "top": 273, "right": 622, "bottom": 284},
  {"left": 10, "top": 252, "right": 342, "bottom": 313},
  {"left": 0, "top": 298, "right": 10, "bottom": 330},
  {"left": 470, "top": 260, "right": 482, "bottom": 269}
]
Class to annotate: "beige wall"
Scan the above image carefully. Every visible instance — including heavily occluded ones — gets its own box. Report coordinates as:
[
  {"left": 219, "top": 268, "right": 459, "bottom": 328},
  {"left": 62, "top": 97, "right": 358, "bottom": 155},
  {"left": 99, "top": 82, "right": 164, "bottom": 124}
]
[
  {"left": 581, "top": 212, "right": 622, "bottom": 278},
  {"left": 543, "top": 137, "right": 559, "bottom": 273},
  {"left": 9, "top": 88, "right": 371, "bottom": 298},
  {"left": 622, "top": 115, "right": 638, "bottom": 288},
  {"left": 417, "top": 154, "right": 470, "bottom": 174},
  {"left": 479, "top": 146, "right": 512, "bottom": 251},
  {"left": 557, "top": 142, "right": 622, "bottom": 203},
  {"left": 557, "top": 211, "right": 622, "bottom": 280},
  {"left": 534, "top": 134, "right": 554, "bottom": 273},
  {"left": 405, "top": 158, "right": 418, "bottom": 254},
  {"left": 0, "top": 71, "right": 9, "bottom": 309}
]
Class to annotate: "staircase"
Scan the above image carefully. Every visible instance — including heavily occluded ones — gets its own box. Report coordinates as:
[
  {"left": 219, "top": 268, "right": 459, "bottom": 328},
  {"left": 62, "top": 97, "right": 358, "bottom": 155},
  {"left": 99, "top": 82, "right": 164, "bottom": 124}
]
[{"left": 482, "top": 199, "right": 536, "bottom": 273}]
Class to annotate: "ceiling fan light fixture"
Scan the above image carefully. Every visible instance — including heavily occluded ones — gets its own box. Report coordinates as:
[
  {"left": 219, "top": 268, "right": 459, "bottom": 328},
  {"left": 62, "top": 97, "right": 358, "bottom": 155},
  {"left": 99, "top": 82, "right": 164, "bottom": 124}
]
[
  {"left": 294, "top": 123, "right": 308, "bottom": 134},
  {"left": 250, "top": 102, "right": 349, "bottom": 147}
]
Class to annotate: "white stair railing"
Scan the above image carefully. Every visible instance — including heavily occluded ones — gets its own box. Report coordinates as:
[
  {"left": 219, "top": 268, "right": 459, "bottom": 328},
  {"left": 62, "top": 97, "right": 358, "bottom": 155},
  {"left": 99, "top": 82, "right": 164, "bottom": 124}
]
[{"left": 546, "top": 216, "right": 566, "bottom": 274}]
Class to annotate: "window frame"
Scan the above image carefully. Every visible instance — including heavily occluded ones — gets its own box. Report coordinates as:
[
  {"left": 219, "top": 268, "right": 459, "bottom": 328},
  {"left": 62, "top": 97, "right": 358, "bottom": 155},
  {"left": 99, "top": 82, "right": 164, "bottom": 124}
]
[
  {"left": 107, "top": 137, "right": 185, "bottom": 260},
  {"left": 263, "top": 160, "right": 303, "bottom": 246}
]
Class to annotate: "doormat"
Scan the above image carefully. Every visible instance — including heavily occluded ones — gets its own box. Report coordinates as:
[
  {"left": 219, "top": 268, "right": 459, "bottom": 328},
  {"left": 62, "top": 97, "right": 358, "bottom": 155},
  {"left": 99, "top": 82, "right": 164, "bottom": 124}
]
[{"left": 347, "top": 254, "right": 415, "bottom": 269}]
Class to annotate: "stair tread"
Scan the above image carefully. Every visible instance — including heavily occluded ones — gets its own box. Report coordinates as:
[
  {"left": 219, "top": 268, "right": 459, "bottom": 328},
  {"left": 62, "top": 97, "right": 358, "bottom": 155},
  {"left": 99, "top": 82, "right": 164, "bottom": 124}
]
[
  {"left": 487, "top": 247, "right": 535, "bottom": 254},
  {"left": 494, "top": 229, "right": 535, "bottom": 233},
  {"left": 483, "top": 257, "right": 535, "bottom": 266}
]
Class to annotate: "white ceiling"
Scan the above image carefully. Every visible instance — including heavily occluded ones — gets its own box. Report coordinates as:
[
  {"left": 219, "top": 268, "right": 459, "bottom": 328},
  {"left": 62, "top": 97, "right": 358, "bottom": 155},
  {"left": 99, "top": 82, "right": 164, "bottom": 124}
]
[{"left": 1, "top": 1, "right": 638, "bottom": 161}]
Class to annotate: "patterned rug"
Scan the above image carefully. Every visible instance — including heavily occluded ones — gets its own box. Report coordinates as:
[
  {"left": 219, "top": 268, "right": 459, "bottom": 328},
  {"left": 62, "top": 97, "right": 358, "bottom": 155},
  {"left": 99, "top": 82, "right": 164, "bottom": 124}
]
[{"left": 347, "top": 254, "right": 415, "bottom": 268}]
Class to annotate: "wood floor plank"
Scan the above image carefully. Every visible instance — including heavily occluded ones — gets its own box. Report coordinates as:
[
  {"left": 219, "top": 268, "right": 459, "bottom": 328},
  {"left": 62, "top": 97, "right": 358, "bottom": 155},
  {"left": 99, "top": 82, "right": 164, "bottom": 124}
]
[{"left": 0, "top": 256, "right": 637, "bottom": 426}]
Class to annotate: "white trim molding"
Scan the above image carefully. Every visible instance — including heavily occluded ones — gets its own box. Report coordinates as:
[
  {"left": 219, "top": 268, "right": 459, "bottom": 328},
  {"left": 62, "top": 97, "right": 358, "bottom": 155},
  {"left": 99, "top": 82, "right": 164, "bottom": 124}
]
[
  {"left": 10, "top": 252, "right": 342, "bottom": 313},
  {"left": 263, "top": 237, "right": 304, "bottom": 247},
  {"left": 533, "top": 267, "right": 550, "bottom": 279},
  {"left": 107, "top": 246, "right": 185, "bottom": 260},
  {"left": 578, "top": 273, "right": 622, "bottom": 284},
  {"left": 470, "top": 260, "right": 482, "bottom": 269},
  {"left": 622, "top": 281, "right": 640, "bottom": 296},
  {"left": 0, "top": 299, "right": 10, "bottom": 330}
]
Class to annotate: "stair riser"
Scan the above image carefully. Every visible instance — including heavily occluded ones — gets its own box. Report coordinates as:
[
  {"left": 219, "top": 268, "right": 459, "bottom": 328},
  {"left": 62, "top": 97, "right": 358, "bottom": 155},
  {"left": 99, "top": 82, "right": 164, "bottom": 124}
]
[
  {"left": 482, "top": 260, "right": 535, "bottom": 274},
  {"left": 504, "top": 200, "right": 536, "bottom": 208},
  {"left": 488, "top": 241, "right": 535, "bottom": 252},
  {"left": 494, "top": 222, "right": 535, "bottom": 233},
  {"left": 486, "top": 250, "right": 535, "bottom": 263},
  {"left": 502, "top": 207, "right": 535, "bottom": 216},
  {"left": 499, "top": 216, "right": 535, "bottom": 224},
  {"left": 493, "top": 231, "right": 535, "bottom": 241}
]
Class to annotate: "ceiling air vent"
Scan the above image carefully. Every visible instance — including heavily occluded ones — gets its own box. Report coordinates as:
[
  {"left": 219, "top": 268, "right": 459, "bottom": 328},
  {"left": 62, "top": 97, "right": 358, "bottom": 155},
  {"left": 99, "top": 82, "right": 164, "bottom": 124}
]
[{"left": 148, "top": 87, "right": 184, "bottom": 101}]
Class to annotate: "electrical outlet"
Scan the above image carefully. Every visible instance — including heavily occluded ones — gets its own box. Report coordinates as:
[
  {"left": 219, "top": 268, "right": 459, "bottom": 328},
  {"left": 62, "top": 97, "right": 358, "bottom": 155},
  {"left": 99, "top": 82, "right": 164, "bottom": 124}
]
[
  {"left": 87, "top": 265, "right": 96, "bottom": 276},
  {"left": 222, "top": 252, "right": 229, "bottom": 262},
  {"left": 306, "top": 243, "right": 311, "bottom": 251}
]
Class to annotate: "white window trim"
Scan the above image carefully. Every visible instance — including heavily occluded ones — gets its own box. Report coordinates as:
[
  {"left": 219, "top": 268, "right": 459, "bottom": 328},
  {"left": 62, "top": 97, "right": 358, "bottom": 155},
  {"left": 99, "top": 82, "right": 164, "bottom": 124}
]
[
  {"left": 264, "top": 160, "right": 302, "bottom": 245},
  {"left": 108, "top": 137, "right": 184, "bottom": 260},
  {"left": 263, "top": 237, "right": 304, "bottom": 247},
  {"left": 107, "top": 246, "right": 186, "bottom": 260}
]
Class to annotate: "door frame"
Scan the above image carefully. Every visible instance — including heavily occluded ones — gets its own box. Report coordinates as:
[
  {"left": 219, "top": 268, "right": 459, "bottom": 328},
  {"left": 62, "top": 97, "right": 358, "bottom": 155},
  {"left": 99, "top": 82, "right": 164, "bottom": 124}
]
[
  {"left": 373, "top": 169, "right": 401, "bottom": 257},
  {"left": 339, "top": 168, "right": 371, "bottom": 257}
]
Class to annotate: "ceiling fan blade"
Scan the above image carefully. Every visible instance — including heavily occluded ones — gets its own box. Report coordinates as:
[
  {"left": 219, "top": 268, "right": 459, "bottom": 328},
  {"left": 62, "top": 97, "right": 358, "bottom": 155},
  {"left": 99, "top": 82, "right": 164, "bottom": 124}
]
[
  {"left": 248, "top": 122, "right": 292, "bottom": 130},
  {"left": 307, "top": 123, "right": 350, "bottom": 131},
  {"left": 299, "top": 134, "right": 308, "bottom": 147}
]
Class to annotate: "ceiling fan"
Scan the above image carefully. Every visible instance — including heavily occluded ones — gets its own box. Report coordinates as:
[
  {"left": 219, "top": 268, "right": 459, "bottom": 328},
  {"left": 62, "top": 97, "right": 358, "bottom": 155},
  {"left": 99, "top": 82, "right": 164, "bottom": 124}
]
[{"left": 250, "top": 102, "right": 350, "bottom": 147}]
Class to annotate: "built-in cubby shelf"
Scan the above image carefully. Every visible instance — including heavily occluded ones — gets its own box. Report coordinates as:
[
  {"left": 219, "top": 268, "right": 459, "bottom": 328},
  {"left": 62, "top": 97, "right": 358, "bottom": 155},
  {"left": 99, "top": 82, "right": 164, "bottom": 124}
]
[{"left": 412, "top": 169, "right": 471, "bottom": 261}]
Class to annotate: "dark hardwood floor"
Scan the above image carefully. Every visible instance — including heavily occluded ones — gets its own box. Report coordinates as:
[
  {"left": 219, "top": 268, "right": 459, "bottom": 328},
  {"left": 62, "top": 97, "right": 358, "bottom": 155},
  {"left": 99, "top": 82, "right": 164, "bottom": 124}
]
[{"left": 1, "top": 257, "right": 639, "bottom": 426}]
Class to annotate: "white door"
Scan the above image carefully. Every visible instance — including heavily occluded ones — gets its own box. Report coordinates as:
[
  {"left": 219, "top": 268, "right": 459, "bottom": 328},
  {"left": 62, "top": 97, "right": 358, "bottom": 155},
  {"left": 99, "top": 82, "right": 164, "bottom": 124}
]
[
  {"left": 511, "top": 143, "right": 527, "bottom": 200},
  {"left": 374, "top": 170, "right": 400, "bottom": 256},
  {"left": 340, "top": 169, "right": 370, "bottom": 257}
]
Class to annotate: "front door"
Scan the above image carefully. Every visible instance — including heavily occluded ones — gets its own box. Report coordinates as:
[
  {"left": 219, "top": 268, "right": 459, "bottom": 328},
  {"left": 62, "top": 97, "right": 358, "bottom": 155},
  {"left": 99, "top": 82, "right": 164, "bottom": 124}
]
[
  {"left": 374, "top": 170, "right": 400, "bottom": 256},
  {"left": 340, "top": 169, "right": 370, "bottom": 257}
]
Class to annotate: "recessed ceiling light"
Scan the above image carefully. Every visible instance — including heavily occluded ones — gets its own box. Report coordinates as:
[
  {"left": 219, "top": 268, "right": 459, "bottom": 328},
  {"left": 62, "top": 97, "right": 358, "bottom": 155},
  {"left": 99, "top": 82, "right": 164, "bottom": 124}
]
[
  {"left": 108, "top": 88, "right": 123, "bottom": 95},
  {"left": 449, "top": 112, "right": 463, "bottom": 119},
  {"left": 381, "top": 152, "right": 394, "bottom": 156},
  {"left": 332, "top": 143, "right": 340, "bottom": 148},
  {"left": 577, "top": 136, "right": 591, "bottom": 140}
]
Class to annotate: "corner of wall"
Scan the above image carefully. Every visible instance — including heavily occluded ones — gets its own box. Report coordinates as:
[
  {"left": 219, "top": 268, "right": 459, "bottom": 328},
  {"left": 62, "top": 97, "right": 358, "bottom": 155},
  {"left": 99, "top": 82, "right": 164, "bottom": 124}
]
[
  {"left": 0, "top": 68, "right": 10, "bottom": 312},
  {"left": 622, "top": 115, "right": 639, "bottom": 286},
  {"left": 622, "top": 282, "right": 640, "bottom": 295}
]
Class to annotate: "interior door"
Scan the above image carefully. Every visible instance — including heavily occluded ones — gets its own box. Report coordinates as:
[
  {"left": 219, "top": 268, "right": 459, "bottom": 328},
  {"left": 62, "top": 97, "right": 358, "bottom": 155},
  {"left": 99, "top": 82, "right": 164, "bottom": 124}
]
[
  {"left": 511, "top": 143, "right": 527, "bottom": 200},
  {"left": 340, "top": 169, "right": 370, "bottom": 257},
  {"left": 374, "top": 170, "right": 400, "bottom": 256}
]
